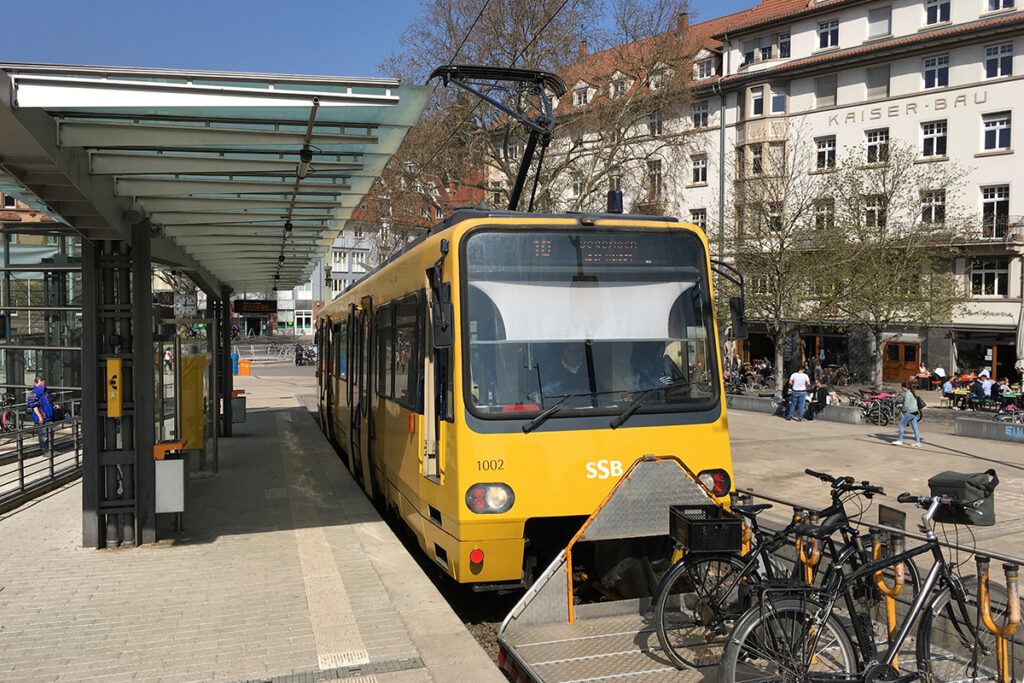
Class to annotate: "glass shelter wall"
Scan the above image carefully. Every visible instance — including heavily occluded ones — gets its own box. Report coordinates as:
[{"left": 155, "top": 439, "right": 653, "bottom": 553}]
[{"left": 0, "top": 232, "right": 82, "bottom": 394}]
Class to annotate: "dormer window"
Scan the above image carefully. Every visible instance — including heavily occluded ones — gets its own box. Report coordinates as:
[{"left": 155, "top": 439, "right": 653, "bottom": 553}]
[
  {"left": 649, "top": 72, "right": 665, "bottom": 90},
  {"left": 694, "top": 59, "right": 714, "bottom": 80},
  {"left": 574, "top": 88, "right": 589, "bottom": 107},
  {"left": 741, "top": 31, "right": 791, "bottom": 66},
  {"left": 611, "top": 79, "right": 628, "bottom": 98}
]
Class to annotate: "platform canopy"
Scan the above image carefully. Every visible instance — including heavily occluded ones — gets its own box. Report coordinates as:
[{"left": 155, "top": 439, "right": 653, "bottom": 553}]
[{"left": 0, "top": 63, "right": 431, "bottom": 293}]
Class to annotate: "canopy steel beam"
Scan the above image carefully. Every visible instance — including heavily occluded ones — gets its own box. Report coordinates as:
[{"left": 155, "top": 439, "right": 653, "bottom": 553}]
[
  {"left": 140, "top": 197, "right": 340, "bottom": 212},
  {"left": 91, "top": 152, "right": 361, "bottom": 175},
  {"left": 59, "top": 120, "right": 377, "bottom": 148},
  {"left": 148, "top": 211, "right": 332, "bottom": 225},
  {"left": 115, "top": 177, "right": 351, "bottom": 196}
]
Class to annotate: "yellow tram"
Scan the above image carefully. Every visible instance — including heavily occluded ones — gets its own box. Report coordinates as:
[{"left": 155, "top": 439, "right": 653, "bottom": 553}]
[{"left": 316, "top": 209, "right": 736, "bottom": 588}]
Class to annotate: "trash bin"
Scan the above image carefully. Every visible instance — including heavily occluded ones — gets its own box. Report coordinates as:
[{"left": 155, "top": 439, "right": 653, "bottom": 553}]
[
  {"left": 239, "top": 360, "right": 251, "bottom": 376},
  {"left": 231, "top": 352, "right": 239, "bottom": 375},
  {"left": 231, "top": 395, "right": 246, "bottom": 423}
]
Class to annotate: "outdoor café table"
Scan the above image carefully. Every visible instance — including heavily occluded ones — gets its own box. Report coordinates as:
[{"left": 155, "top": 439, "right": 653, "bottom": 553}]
[{"left": 952, "top": 388, "right": 969, "bottom": 410}]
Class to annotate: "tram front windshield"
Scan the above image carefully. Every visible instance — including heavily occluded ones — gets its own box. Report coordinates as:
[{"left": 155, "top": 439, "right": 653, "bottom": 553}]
[{"left": 464, "top": 228, "right": 718, "bottom": 417}]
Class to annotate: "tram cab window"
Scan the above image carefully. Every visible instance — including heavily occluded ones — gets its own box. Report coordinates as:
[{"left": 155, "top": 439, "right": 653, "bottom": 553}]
[
  {"left": 338, "top": 318, "right": 348, "bottom": 382},
  {"left": 464, "top": 228, "right": 718, "bottom": 418}
]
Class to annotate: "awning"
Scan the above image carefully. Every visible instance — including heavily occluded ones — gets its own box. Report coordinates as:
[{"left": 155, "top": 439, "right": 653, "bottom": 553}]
[{"left": 0, "top": 63, "right": 431, "bottom": 294}]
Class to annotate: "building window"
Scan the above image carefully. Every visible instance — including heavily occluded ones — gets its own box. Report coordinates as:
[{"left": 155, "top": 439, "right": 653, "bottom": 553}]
[
  {"left": 921, "top": 189, "right": 946, "bottom": 223},
  {"left": 868, "top": 6, "right": 892, "bottom": 37},
  {"left": 778, "top": 32, "right": 791, "bottom": 58},
  {"left": 506, "top": 138, "right": 519, "bottom": 160},
  {"left": 751, "top": 145, "right": 764, "bottom": 175},
  {"left": 815, "top": 75, "right": 837, "bottom": 108},
  {"left": 574, "top": 88, "right": 589, "bottom": 107},
  {"left": 815, "top": 198, "right": 835, "bottom": 229},
  {"left": 751, "top": 86, "right": 764, "bottom": 117},
  {"left": 331, "top": 279, "right": 345, "bottom": 296},
  {"left": 986, "top": 44, "right": 1013, "bottom": 78},
  {"left": 649, "top": 70, "right": 665, "bottom": 90},
  {"left": 759, "top": 36, "right": 773, "bottom": 61},
  {"left": 646, "top": 159, "right": 662, "bottom": 200},
  {"left": 690, "top": 208, "right": 707, "bottom": 230},
  {"left": 1, "top": 194, "right": 16, "bottom": 209},
  {"left": 970, "top": 259, "right": 1009, "bottom": 296},
  {"left": 983, "top": 112, "right": 1011, "bottom": 150},
  {"left": 816, "top": 136, "right": 836, "bottom": 169},
  {"left": 982, "top": 186, "right": 1010, "bottom": 238},
  {"left": 865, "top": 195, "right": 887, "bottom": 229},
  {"left": 924, "top": 55, "right": 949, "bottom": 88},
  {"left": 571, "top": 177, "right": 585, "bottom": 198},
  {"left": 693, "top": 101, "right": 709, "bottom": 128},
  {"left": 987, "top": 0, "right": 1015, "bottom": 9},
  {"left": 694, "top": 60, "right": 714, "bottom": 80},
  {"left": 611, "top": 79, "right": 628, "bottom": 98},
  {"left": 866, "top": 65, "right": 890, "bottom": 99},
  {"left": 818, "top": 20, "right": 839, "bottom": 49},
  {"left": 490, "top": 183, "right": 503, "bottom": 206},
  {"left": 926, "top": 0, "right": 950, "bottom": 23},
  {"left": 736, "top": 149, "right": 745, "bottom": 180},
  {"left": 867, "top": 128, "right": 890, "bottom": 163},
  {"left": 921, "top": 120, "right": 948, "bottom": 157},
  {"left": 765, "top": 203, "right": 783, "bottom": 231},
  {"left": 647, "top": 111, "right": 663, "bottom": 136},
  {"left": 692, "top": 155, "right": 708, "bottom": 184},
  {"left": 742, "top": 41, "right": 755, "bottom": 66},
  {"left": 769, "top": 142, "right": 786, "bottom": 174},
  {"left": 771, "top": 84, "right": 787, "bottom": 113}
]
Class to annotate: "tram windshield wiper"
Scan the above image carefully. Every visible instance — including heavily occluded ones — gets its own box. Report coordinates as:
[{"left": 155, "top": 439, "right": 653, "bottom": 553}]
[
  {"left": 522, "top": 393, "right": 583, "bottom": 434},
  {"left": 608, "top": 388, "right": 660, "bottom": 430}
]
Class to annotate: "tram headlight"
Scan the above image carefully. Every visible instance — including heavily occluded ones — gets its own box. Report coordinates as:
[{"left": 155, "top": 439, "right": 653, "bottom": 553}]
[
  {"left": 465, "top": 483, "right": 515, "bottom": 514},
  {"left": 697, "top": 469, "right": 732, "bottom": 497}
]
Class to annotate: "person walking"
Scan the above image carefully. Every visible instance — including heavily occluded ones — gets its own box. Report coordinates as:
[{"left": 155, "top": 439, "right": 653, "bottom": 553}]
[
  {"left": 786, "top": 365, "right": 811, "bottom": 421},
  {"left": 893, "top": 381, "right": 922, "bottom": 447},
  {"left": 27, "top": 376, "right": 56, "bottom": 455},
  {"left": 294, "top": 342, "right": 303, "bottom": 366}
]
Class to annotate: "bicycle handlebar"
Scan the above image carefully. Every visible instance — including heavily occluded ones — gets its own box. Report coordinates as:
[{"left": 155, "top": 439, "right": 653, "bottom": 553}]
[
  {"left": 805, "top": 469, "right": 884, "bottom": 496},
  {"left": 899, "top": 492, "right": 984, "bottom": 509}
]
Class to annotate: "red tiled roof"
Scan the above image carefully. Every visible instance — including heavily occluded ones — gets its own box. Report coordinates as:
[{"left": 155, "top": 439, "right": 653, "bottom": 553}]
[{"left": 719, "top": 11, "right": 1024, "bottom": 84}]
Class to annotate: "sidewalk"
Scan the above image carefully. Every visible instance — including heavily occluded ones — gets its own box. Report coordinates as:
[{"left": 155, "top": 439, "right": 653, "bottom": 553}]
[{"left": 0, "top": 366, "right": 502, "bottom": 682}]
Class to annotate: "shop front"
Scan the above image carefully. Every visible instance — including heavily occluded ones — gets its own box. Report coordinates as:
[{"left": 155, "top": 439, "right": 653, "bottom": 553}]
[{"left": 952, "top": 329, "right": 1018, "bottom": 381}]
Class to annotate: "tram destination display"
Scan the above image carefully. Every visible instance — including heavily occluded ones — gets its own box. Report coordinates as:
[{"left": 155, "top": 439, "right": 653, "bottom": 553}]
[{"left": 233, "top": 300, "right": 277, "bottom": 314}]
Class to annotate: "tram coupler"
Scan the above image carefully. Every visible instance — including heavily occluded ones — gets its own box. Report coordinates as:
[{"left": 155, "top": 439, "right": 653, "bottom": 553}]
[
  {"left": 977, "top": 557, "right": 1021, "bottom": 683},
  {"left": 873, "top": 534, "right": 906, "bottom": 670}
]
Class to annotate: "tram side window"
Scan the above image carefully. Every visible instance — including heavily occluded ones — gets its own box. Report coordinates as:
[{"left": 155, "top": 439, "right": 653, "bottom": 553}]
[
  {"left": 394, "top": 298, "right": 419, "bottom": 410},
  {"left": 338, "top": 319, "right": 348, "bottom": 381},
  {"left": 377, "top": 305, "right": 394, "bottom": 399}
]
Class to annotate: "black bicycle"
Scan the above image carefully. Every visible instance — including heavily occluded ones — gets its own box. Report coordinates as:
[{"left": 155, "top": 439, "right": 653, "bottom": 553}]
[
  {"left": 653, "top": 469, "right": 917, "bottom": 669},
  {"left": 719, "top": 488, "right": 1017, "bottom": 683}
]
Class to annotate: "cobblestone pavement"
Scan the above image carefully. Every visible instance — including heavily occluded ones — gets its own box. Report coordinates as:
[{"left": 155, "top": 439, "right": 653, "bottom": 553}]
[
  {"left": 0, "top": 365, "right": 502, "bottom": 683},
  {"left": 727, "top": 407, "right": 1024, "bottom": 557}
]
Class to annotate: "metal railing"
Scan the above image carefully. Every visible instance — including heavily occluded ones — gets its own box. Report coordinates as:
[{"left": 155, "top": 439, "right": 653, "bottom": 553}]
[{"left": 0, "top": 397, "right": 83, "bottom": 513}]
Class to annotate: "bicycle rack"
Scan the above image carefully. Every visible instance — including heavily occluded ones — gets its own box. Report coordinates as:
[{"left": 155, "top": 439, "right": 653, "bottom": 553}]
[
  {"left": 978, "top": 556, "right": 1021, "bottom": 683},
  {"left": 873, "top": 534, "right": 906, "bottom": 671},
  {"left": 794, "top": 512, "right": 822, "bottom": 584}
]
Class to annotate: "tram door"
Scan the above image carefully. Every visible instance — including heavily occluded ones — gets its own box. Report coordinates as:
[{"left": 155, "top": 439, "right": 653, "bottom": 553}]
[
  {"left": 352, "top": 297, "right": 375, "bottom": 488},
  {"left": 325, "top": 322, "right": 337, "bottom": 442}
]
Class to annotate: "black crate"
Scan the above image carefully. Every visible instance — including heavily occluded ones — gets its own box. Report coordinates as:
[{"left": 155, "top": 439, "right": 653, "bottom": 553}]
[{"left": 669, "top": 504, "right": 743, "bottom": 553}]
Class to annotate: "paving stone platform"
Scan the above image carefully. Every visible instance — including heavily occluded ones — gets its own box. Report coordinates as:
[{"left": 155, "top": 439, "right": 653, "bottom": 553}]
[{"left": 0, "top": 366, "right": 503, "bottom": 683}]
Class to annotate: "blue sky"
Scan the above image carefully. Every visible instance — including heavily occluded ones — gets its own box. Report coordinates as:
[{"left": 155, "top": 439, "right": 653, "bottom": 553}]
[{"left": 2, "top": 0, "right": 752, "bottom": 79}]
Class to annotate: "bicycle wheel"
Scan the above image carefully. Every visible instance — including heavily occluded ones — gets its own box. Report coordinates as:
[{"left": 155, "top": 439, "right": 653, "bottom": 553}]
[
  {"left": 0, "top": 408, "right": 16, "bottom": 431},
  {"left": 720, "top": 597, "right": 859, "bottom": 683},
  {"left": 916, "top": 576, "right": 1016, "bottom": 682},
  {"left": 654, "top": 554, "right": 749, "bottom": 669}
]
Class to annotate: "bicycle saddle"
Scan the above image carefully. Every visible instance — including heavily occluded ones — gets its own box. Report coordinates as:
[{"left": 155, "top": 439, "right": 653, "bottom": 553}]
[{"left": 732, "top": 503, "right": 772, "bottom": 517}]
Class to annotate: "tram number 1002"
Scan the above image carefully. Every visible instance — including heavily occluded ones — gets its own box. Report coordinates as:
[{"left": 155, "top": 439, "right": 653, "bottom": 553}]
[{"left": 477, "top": 459, "right": 505, "bottom": 471}]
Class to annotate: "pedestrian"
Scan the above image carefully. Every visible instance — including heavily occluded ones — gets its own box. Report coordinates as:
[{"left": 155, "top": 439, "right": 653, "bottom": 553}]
[
  {"left": 786, "top": 365, "right": 811, "bottom": 421},
  {"left": 295, "top": 342, "right": 303, "bottom": 366},
  {"left": 893, "top": 381, "right": 922, "bottom": 447},
  {"left": 27, "top": 376, "right": 57, "bottom": 455},
  {"left": 806, "top": 378, "right": 829, "bottom": 420}
]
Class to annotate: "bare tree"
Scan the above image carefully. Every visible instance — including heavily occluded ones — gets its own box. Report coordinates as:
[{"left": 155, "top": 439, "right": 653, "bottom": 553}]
[
  {"left": 826, "top": 140, "right": 972, "bottom": 390},
  {"left": 724, "top": 124, "right": 841, "bottom": 389}
]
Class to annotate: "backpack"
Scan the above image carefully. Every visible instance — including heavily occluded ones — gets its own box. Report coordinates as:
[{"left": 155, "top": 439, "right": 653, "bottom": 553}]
[{"left": 916, "top": 395, "right": 926, "bottom": 410}]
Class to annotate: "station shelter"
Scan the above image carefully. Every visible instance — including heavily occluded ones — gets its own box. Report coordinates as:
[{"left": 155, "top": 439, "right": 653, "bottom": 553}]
[{"left": 0, "top": 62, "right": 429, "bottom": 547}]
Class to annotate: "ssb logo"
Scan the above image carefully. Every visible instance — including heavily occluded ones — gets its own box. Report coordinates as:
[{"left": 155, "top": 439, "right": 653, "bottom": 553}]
[{"left": 585, "top": 460, "right": 623, "bottom": 480}]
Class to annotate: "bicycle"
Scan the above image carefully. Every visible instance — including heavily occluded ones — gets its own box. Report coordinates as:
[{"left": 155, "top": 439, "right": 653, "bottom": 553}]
[
  {"left": 653, "top": 469, "right": 914, "bottom": 669},
  {"left": 992, "top": 406, "right": 1024, "bottom": 424},
  {"left": 719, "top": 486, "right": 1018, "bottom": 683},
  {"left": 0, "top": 392, "right": 20, "bottom": 431}
]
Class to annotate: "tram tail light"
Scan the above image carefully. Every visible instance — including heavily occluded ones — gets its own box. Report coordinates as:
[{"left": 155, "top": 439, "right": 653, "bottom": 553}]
[
  {"left": 465, "top": 483, "right": 515, "bottom": 514},
  {"left": 697, "top": 469, "right": 732, "bottom": 497},
  {"left": 469, "top": 548, "right": 485, "bottom": 564}
]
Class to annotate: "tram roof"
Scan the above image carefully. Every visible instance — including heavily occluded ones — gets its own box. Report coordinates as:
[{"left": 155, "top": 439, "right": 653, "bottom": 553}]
[{"left": 0, "top": 62, "right": 431, "bottom": 294}]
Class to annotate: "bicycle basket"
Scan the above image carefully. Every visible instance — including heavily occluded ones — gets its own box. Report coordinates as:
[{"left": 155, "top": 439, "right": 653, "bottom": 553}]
[
  {"left": 669, "top": 504, "right": 743, "bottom": 553},
  {"left": 927, "top": 469, "right": 998, "bottom": 526}
]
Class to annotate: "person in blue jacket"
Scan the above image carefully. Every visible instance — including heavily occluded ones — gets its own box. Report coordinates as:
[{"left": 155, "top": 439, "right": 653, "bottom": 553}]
[{"left": 27, "top": 376, "right": 57, "bottom": 455}]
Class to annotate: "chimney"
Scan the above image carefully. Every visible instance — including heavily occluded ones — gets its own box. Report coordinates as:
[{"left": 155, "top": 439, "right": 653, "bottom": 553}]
[
  {"left": 579, "top": 40, "right": 588, "bottom": 60},
  {"left": 676, "top": 12, "right": 689, "bottom": 33}
]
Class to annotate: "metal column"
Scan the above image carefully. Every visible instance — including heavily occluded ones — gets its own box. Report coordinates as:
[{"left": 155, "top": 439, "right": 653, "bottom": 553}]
[
  {"left": 219, "top": 288, "right": 233, "bottom": 436},
  {"left": 81, "top": 224, "right": 156, "bottom": 548}
]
